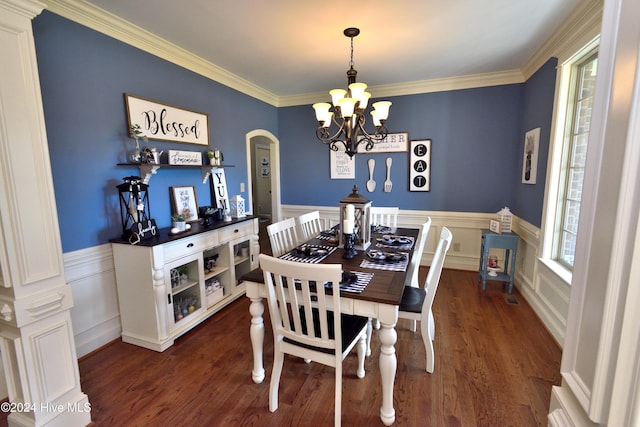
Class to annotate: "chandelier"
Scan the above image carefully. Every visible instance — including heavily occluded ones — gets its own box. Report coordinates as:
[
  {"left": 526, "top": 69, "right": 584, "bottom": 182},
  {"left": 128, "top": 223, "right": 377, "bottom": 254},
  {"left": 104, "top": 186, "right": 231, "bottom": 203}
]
[{"left": 313, "top": 28, "right": 392, "bottom": 158}]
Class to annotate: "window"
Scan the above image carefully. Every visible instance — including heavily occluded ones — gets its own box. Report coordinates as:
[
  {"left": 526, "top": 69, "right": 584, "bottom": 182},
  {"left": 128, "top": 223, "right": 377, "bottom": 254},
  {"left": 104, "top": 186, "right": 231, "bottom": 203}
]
[{"left": 553, "top": 51, "right": 598, "bottom": 269}]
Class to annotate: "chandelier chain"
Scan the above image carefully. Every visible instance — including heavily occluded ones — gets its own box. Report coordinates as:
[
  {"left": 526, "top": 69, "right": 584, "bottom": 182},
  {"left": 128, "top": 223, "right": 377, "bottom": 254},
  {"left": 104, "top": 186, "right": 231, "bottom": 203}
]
[{"left": 349, "top": 35, "right": 355, "bottom": 69}]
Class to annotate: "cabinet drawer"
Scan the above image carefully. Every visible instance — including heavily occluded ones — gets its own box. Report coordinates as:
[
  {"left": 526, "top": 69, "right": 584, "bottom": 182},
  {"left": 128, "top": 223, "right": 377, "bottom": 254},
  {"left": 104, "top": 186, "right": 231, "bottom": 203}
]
[
  {"left": 219, "top": 220, "right": 254, "bottom": 242},
  {"left": 163, "top": 231, "right": 219, "bottom": 261}
]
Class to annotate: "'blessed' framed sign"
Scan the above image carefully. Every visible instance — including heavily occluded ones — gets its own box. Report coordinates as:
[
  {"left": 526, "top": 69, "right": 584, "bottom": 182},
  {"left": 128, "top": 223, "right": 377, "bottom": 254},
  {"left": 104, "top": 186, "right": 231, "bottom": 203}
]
[{"left": 125, "top": 93, "right": 210, "bottom": 146}]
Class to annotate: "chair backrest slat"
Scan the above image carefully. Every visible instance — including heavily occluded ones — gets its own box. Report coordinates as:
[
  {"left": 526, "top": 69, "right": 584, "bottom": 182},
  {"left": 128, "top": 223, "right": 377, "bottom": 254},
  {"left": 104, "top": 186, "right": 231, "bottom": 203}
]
[
  {"left": 296, "top": 211, "right": 323, "bottom": 241},
  {"left": 260, "top": 254, "right": 342, "bottom": 351},
  {"left": 423, "top": 227, "right": 453, "bottom": 311},
  {"left": 405, "top": 217, "right": 432, "bottom": 289},
  {"left": 267, "top": 217, "right": 300, "bottom": 257},
  {"left": 370, "top": 206, "right": 399, "bottom": 227}
]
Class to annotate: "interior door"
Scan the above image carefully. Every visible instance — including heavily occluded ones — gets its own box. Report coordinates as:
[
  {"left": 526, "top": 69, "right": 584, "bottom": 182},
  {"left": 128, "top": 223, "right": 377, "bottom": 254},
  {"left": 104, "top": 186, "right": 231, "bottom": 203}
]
[{"left": 253, "top": 144, "right": 272, "bottom": 220}]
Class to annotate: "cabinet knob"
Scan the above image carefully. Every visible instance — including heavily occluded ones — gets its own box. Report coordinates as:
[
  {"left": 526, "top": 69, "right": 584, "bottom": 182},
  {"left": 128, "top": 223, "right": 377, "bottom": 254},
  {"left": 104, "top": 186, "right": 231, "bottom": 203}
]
[
  {"left": 187, "top": 243, "right": 194, "bottom": 248},
  {"left": 234, "top": 229, "right": 239, "bottom": 233}
]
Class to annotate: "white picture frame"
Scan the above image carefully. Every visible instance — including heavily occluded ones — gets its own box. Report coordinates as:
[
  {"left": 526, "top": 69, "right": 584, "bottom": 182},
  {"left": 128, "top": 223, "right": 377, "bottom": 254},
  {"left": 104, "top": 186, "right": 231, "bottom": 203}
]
[
  {"left": 125, "top": 93, "right": 210, "bottom": 146},
  {"left": 522, "top": 127, "right": 540, "bottom": 184},
  {"left": 330, "top": 147, "right": 355, "bottom": 179},
  {"left": 356, "top": 132, "right": 409, "bottom": 153},
  {"left": 170, "top": 186, "right": 199, "bottom": 222}
]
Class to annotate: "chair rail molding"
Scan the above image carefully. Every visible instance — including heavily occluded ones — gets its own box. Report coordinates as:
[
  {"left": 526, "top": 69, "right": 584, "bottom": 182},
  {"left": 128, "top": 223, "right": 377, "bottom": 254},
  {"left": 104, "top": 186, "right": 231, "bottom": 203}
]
[{"left": 282, "top": 205, "right": 568, "bottom": 346}]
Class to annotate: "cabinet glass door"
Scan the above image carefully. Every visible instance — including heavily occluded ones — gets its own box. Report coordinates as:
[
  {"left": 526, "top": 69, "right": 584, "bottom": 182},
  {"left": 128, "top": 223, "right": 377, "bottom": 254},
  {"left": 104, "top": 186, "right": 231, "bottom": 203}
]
[{"left": 165, "top": 253, "right": 204, "bottom": 330}]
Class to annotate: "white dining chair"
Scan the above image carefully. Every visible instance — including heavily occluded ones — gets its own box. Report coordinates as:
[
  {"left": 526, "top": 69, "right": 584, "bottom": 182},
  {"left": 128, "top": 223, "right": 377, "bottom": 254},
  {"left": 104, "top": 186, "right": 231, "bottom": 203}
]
[
  {"left": 266, "top": 217, "right": 300, "bottom": 257},
  {"left": 404, "top": 217, "right": 432, "bottom": 332},
  {"left": 398, "top": 227, "right": 452, "bottom": 373},
  {"left": 296, "top": 210, "right": 323, "bottom": 241},
  {"left": 370, "top": 206, "right": 399, "bottom": 228},
  {"left": 365, "top": 218, "right": 432, "bottom": 351},
  {"left": 259, "top": 254, "right": 367, "bottom": 427}
]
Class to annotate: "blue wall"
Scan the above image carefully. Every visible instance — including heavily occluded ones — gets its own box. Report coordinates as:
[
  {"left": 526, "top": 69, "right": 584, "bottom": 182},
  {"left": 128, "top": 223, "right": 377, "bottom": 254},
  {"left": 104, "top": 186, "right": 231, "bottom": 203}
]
[
  {"left": 32, "top": 11, "right": 556, "bottom": 253},
  {"left": 33, "top": 12, "right": 278, "bottom": 252},
  {"left": 279, "top": 85, "right": 524, "bottom": 212},
  {"left": 514, "top": 58, "right": 558, "bottom": 226}
]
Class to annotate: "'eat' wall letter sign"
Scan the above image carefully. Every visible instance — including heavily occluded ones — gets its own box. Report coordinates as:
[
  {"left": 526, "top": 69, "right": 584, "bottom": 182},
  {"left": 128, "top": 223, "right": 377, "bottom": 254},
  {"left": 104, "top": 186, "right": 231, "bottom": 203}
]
[{"left": 409, "top": 139, "right": 431, "bottom": 192}]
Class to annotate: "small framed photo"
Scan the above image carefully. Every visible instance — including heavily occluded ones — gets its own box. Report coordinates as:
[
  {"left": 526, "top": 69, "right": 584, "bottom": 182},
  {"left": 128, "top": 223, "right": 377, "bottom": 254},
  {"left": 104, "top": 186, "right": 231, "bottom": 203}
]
[
  {"left": 170, "top": 186, "right": 199, "bottom": 222},
  {"left": 489, "top": 219, "right": 501, "bottom": 234}
]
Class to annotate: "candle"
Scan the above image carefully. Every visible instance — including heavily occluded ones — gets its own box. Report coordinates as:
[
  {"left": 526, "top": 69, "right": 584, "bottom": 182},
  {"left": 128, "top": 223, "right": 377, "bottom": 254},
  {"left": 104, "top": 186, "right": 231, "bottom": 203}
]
[
  {"left": 345, "top": 204, "right": 355, "bottom": 220},
  {"left": 343, "top": 219, "right": 354, "bottom": 234}
]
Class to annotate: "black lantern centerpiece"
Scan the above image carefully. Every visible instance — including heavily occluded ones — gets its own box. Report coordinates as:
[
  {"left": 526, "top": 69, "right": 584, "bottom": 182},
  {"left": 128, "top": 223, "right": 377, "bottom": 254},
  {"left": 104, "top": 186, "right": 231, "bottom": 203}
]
[
  {"left": 117, "top": 176, "right": 157, "bottom": 241},
  {"left": 339, "top": 185, "right": 371, "bottom": 251}
]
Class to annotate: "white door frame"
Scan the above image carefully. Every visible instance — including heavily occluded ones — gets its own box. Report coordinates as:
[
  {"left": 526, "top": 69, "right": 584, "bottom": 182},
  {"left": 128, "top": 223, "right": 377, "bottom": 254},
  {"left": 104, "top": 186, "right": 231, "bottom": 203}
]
[{"left": 245, "top": 129, "right": 282, "bottom": 222}]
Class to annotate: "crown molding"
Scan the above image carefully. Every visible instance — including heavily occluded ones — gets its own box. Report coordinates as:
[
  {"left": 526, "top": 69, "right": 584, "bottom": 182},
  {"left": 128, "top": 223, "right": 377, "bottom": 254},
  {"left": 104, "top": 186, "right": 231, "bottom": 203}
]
[
  {"left": 42, "top": 0, "right": 602, "bottom": 108},
  {"left": 522, "top": 0, "right": 602, "bottom": 79},
  {"left": 278, "top": 69, "right": 525, "bottom": 107},
  {"left": 0, "top": 0, "right": 45, "bottom": 18},
  {"left": 42, "top": 0, "right": 280, "bottom": 106}
]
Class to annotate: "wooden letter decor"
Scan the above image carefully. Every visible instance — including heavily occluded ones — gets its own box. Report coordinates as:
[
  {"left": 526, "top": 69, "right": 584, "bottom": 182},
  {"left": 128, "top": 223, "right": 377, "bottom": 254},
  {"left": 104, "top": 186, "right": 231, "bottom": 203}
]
[
  {"left": 409, "top": 139, "right": 431, "bottom": 191},
  {"left": 211, "top": 168, "right": 230, "bottom": 213}
]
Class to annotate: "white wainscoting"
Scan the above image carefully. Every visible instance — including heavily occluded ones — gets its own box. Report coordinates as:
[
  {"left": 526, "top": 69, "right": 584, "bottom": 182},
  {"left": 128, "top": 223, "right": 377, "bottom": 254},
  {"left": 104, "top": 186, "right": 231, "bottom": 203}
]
[
  {"left": 64, "top": 244, "right": 122, "bottom": 358},
  {"left": 61, "top": 208, "right": 570, "bottom": 357}
]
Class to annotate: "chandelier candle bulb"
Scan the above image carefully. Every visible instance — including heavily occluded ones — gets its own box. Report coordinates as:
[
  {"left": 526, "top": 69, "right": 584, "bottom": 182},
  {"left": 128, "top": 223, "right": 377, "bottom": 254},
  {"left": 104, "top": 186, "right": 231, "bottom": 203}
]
[{"left": 330, "top": 89, "right": 347, "bottom": 106}]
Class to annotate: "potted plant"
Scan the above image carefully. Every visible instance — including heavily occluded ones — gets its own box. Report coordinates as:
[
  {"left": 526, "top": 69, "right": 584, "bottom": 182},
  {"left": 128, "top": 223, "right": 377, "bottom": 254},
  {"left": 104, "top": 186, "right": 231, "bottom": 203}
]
[
  {"left": 207, "top": 149, "right": 223, "bottom": 166},
  {"left": 171, "top": 213, "right": 186, "bottom": 232},
  {"left": 129, "top": 124, "right": 148, "bottom": 163}
]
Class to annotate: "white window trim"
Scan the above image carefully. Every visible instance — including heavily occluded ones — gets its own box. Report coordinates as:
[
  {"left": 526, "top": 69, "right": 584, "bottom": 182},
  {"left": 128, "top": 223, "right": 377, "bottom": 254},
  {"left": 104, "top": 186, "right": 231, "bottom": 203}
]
[{"left": 539, "top": 36, "right": 600, "bottom": 284}]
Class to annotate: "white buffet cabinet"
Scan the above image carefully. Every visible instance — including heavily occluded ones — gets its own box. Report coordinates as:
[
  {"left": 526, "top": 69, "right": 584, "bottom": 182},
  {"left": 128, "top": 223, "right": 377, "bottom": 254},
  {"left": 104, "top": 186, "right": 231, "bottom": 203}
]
[{"left": 111, "top": 217, "right": 259, "bottom": 351}]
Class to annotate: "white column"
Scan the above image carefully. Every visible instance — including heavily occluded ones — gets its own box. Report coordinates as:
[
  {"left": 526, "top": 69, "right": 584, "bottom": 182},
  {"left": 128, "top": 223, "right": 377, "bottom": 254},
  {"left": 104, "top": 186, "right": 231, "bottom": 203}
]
[
  {"left": 0, "top": 1, "right": 91, "bottom": 425},
  {"left": 548, "top": 0, "right": 640, "bottom": 425}
]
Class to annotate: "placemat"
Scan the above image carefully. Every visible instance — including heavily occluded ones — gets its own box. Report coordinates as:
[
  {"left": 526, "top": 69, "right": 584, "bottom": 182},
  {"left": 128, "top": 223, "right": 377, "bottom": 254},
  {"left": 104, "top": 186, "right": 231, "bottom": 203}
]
[
  {"left": 279, "top": 244, "right": 337, "bottom": 264},
  {"left": 359, "top": 252, "right": 410, "bottom": 272},
  {"left": 375, "top": 235, "right": 415, "bottom": 251},
  {"left": 371, "top": 225, "right": 397, "bottom": 234},
  {"left": 325, "top": 271, "right": 374, "bottom": 294}
]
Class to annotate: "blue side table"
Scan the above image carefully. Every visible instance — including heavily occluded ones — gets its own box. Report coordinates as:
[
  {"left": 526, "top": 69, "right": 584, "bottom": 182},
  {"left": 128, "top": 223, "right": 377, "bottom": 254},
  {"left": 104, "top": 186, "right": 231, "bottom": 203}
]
[{"left": 478, "top": 229, "right": 519, "bottom": 293}]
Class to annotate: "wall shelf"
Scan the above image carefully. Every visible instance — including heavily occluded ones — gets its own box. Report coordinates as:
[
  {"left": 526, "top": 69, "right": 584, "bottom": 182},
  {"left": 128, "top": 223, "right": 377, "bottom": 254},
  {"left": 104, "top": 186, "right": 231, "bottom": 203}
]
[{"left": 117, "top": 163, "right": 235, "bottom": 184}]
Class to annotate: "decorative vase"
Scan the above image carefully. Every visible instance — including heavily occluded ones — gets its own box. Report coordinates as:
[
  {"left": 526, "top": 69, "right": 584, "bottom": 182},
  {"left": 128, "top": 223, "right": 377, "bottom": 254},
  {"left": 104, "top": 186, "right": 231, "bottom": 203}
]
[{"left": 173, "top": 221, "right": 186, "bottom": 232}]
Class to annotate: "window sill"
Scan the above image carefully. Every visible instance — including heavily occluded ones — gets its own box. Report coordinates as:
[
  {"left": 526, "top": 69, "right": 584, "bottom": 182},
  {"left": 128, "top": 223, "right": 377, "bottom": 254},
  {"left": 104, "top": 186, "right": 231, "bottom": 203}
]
[{"left": 538, "top": 257, "right": 573, "bottom": 286}]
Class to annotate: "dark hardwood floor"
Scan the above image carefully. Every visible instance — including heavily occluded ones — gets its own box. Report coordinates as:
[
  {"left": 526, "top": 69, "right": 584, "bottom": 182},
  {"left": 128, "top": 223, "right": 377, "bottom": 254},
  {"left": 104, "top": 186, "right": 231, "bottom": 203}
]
[{"left": 0, "top": 225, "right": 562, "bottom": 426}]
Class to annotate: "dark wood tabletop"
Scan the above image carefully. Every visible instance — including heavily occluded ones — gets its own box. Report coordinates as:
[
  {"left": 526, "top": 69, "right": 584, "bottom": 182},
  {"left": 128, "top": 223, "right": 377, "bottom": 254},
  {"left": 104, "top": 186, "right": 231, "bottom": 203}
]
[{"left": 242, "top": 227, "right": 419, "bottom": 306}]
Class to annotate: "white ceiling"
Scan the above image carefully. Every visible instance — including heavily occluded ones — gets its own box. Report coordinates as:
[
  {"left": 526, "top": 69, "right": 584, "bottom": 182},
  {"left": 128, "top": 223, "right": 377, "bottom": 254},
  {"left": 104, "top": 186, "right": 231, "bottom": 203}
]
[{"left": 79, "top": 0, "right": 581, "bottom": 98}]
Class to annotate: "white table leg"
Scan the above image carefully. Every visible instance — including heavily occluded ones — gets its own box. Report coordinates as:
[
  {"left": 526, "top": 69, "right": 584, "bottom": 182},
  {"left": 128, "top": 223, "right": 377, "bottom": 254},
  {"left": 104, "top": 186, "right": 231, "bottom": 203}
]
[
  {"left": 378, "top": 318, "right": 397, "bottom": 426},
  {"left": 249, "top": 296, "right": 265, "bottom": 384},
  {"left": 366, "top": 317, "right": 373, "bottom": 357}
]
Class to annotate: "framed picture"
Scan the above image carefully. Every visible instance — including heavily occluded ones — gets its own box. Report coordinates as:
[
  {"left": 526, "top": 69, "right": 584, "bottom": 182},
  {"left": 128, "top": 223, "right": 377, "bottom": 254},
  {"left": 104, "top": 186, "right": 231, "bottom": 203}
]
[
  {"left": 489, "top": 219, "right": 501, "bottom": 234},
  {"left": 330, "top": 146, "right": 355, "bottom": 179},
  {"left": 409, "top": 139, "right": 431, "bottom": 191},
  {"left": 522, "top": 128, "right": 540, "bottom": 184},
  {"left": 125, "top": 93, "right": 210, "bottom": 146},
  {"left": 170, "top": 186, "right": 199, "bottom": 222},
  {"left": 356, "top": 132, "right": 409, "bottom": 153}
]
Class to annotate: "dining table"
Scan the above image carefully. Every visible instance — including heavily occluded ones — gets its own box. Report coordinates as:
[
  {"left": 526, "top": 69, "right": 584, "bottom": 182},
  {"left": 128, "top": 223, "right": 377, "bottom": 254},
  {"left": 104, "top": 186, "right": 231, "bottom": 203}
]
[{"left": 242, "top": 225, "right": 419, "bottom": 426}]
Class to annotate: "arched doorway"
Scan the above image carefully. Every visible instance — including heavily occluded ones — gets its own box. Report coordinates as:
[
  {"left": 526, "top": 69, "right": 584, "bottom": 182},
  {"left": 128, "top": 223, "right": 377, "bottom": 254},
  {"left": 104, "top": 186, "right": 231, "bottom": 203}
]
[{"left": 245, "top": 130, "right": 281, "bottom": 223}]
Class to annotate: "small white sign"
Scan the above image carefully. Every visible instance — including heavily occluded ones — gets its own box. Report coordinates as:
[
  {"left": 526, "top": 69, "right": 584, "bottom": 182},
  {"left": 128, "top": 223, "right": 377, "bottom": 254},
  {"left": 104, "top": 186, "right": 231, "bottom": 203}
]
[
  {"left": 168, "top": 150, "right": 202, "bottom": 165},
  {"left": 211, "top": 168, "right": 230, "bottom": 212},
  {"left": 330, "top": 147, "right": 355, "bottom": 179}
]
